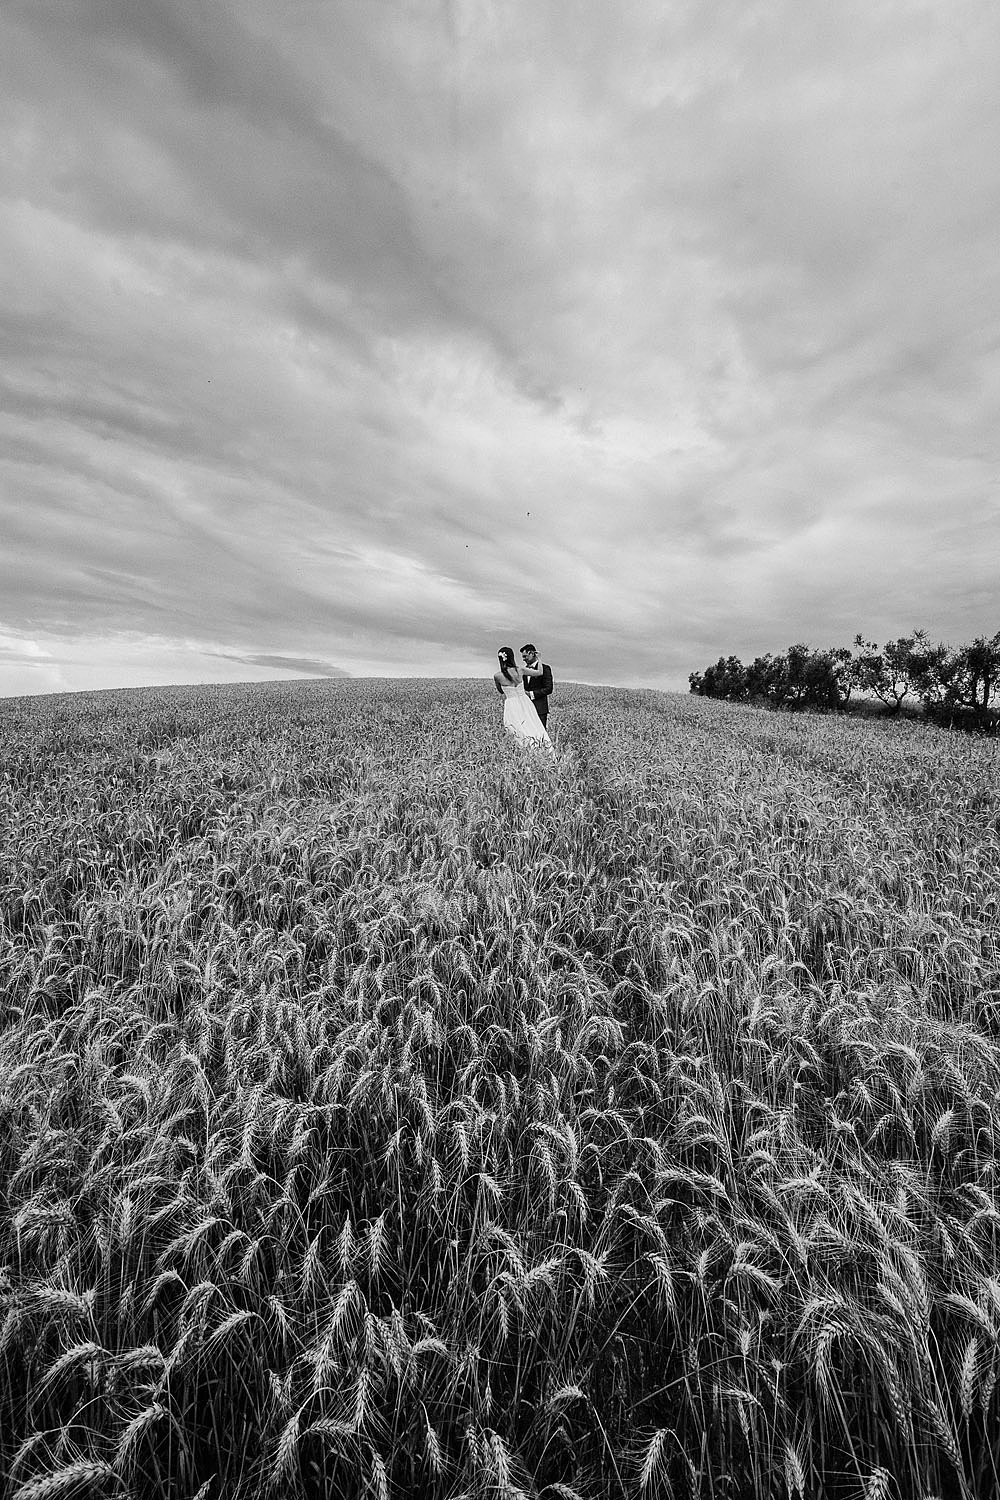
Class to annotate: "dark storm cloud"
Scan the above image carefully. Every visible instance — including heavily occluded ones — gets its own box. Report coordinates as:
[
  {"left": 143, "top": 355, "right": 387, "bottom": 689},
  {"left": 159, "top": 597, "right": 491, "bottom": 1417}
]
[{"left": 216, "top": 652, "right": 351, "bottom": 678}]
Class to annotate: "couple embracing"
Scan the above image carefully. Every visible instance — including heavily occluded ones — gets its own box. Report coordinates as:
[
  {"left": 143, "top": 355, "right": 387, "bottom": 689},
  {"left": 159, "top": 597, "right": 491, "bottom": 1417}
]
[{"left": 494, "top": 642, "right": 555, "bottom": 756}]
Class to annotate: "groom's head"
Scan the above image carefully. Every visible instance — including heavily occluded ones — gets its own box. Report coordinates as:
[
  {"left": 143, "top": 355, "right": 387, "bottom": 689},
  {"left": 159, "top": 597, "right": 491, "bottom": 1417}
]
[{"left": 520, "top": 643, "right": 538, "bottom": 666}]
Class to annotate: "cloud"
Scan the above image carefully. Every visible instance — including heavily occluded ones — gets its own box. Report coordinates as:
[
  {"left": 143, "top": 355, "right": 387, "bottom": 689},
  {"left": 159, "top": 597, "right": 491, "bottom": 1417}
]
[
  {"left": 216, "top": 651, "right": 350, "bottom": 678},
  {"left": 3, "top": 1, "right": 438, "bottom": 309},
  {"left": 1, "top": 0, "right": 998, "bottom": 696}
]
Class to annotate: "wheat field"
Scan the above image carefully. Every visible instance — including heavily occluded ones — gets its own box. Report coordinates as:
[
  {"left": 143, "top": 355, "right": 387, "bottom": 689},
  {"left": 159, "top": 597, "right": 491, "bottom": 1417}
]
[{"left": 1, "top": 678, "right": 999, "bottom": 1500}]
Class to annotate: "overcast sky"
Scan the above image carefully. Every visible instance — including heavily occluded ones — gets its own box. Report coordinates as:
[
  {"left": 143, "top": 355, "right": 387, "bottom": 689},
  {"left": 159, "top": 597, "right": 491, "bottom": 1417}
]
[{"left": 2, "top": 0, "right": 998, "bottom": 697}]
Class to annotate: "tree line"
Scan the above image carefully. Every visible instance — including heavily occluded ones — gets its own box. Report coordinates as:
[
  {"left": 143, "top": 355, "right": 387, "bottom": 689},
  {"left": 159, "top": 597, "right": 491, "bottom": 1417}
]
[{"left": 688, "top": 629, "right": 1000, "bottom": 732}]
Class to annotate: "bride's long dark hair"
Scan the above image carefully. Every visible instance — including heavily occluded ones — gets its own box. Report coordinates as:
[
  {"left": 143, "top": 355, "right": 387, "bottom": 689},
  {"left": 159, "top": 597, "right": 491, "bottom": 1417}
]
[{"left": 497, "top": 645, "right": 517, "bottom": 681}]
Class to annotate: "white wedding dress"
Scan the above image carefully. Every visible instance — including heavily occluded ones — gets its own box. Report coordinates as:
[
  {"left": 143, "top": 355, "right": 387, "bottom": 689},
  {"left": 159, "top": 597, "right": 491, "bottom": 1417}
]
[{"left": 500, "top": 675, "right": 555, "bottom": 755}]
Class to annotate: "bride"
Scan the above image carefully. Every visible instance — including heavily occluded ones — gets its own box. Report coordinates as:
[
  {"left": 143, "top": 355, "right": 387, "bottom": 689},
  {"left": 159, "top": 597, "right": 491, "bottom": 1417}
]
[{"left": 494, "top": 646, "right": 556, "bottom": 755}]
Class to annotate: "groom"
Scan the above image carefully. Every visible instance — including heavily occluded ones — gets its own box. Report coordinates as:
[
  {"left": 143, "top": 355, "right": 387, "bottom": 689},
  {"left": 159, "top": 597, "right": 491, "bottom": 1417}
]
[{"left": 520, "top": 643, "right": 553, "bottom": 728}]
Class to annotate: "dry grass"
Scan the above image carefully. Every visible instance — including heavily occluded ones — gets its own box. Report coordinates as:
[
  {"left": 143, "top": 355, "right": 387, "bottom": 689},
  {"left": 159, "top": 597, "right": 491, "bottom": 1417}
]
[{"left": 1, "top": 678, "right": 999, "bottom": 1499}]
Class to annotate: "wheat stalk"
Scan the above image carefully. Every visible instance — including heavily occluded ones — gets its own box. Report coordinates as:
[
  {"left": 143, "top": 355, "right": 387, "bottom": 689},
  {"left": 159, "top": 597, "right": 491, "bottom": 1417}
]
[{"left": 11, "top": 1462, "right": 117, "bottom": 1500}]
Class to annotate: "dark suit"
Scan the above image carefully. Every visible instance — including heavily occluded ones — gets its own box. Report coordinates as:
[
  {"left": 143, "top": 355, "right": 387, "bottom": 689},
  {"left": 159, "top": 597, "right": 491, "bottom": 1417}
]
[{"left": 523, "top": 661, "right": 553, "bottom": 727}]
